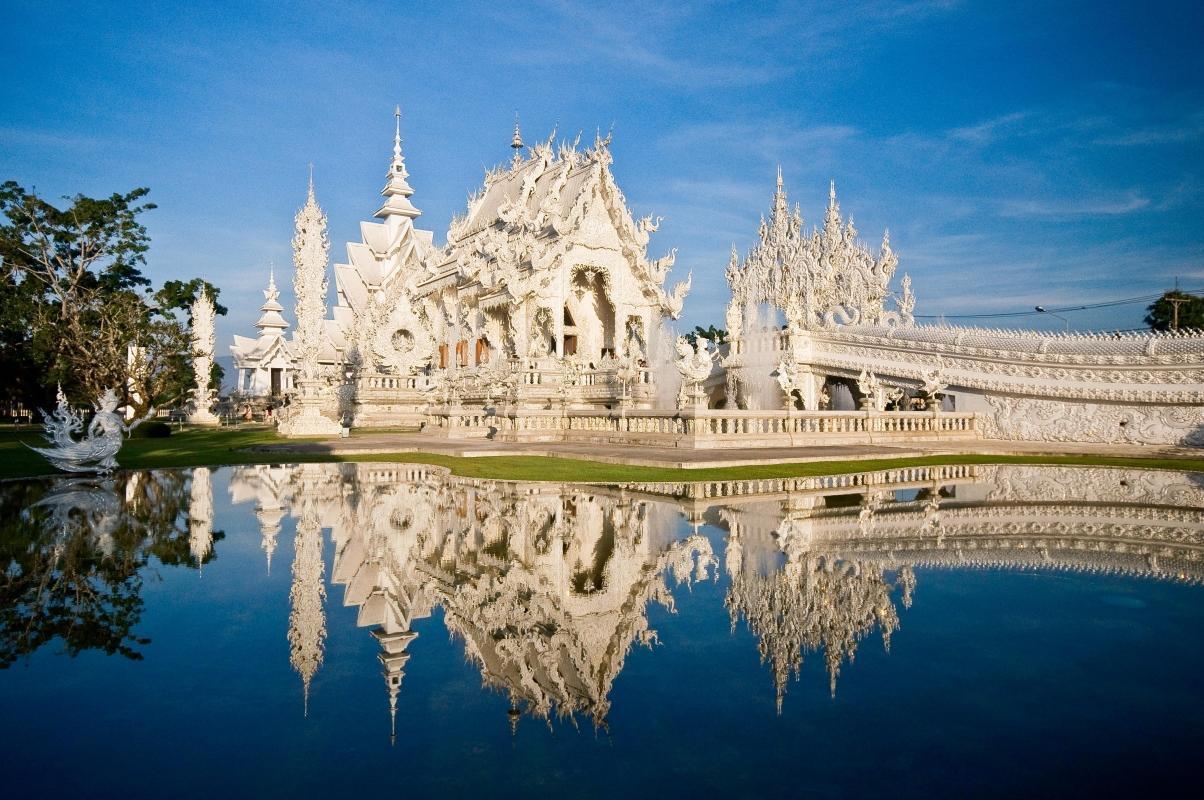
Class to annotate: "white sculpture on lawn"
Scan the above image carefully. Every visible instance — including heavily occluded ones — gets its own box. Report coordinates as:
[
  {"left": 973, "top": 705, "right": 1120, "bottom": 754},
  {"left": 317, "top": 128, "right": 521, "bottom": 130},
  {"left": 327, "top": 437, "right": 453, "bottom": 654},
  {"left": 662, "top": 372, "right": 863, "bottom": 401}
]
[
  {"left": 188, "top": 290, "right": 221, "bottom": 426},
  {"left": 675, "top": 336, "right": 717, "bottom": 409},
  {"left": 278, "top": 174, "right": 343, "bottom": 437},
  {"left": 29, "top": 386, "right": 149, "bottom": 474}
]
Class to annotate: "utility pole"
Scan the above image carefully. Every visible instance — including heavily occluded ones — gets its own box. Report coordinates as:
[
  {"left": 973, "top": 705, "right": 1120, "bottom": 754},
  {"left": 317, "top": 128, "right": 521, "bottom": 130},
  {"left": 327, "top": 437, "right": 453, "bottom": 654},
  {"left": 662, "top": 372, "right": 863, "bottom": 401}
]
[
  {"left": 1168, "top": 296, "right": 1188, "bottom": 330},
  {"left": 1165, "top": 275, "right": 1188, "bottom": 331}
]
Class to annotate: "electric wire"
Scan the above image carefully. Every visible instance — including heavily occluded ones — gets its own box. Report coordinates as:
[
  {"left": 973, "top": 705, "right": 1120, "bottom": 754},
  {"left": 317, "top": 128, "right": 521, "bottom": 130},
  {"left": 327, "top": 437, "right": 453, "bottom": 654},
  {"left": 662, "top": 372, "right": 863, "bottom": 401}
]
[{"left": 914, "top": 288, "right": 1202, "bottom": 320}]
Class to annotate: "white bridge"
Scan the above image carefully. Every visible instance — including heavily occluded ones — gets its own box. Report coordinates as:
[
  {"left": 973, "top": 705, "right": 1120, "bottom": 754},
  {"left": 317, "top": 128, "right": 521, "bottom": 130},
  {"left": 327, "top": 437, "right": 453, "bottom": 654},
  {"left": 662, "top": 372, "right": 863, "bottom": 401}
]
[{"left": 711, "top": 322, "right": 1204, "bottom": 446}]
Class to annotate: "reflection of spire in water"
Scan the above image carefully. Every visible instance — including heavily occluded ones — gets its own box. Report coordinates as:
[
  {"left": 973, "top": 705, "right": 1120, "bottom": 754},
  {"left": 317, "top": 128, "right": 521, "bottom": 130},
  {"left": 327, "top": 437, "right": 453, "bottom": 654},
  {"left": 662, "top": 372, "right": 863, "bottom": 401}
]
[
  {"left": 189, "top": 467, "right": 214, "bottom": 573},
  {"left": 289, "top": 498, "right": 326, "bottom": 716},
  {"left": 726, "top": 552, "right": 901, "bottom": 712},
  {"left": 372, "top": 628, "right": 416, "bottom": 745},
  {"left": 257, "top": 502, "right": 284, "bottom": 575}
]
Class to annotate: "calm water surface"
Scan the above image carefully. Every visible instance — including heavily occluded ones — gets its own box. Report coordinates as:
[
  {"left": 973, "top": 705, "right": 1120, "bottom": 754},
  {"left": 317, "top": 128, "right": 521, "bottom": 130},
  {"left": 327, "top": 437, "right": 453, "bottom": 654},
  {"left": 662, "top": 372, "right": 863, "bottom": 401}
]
[{"left": 2, "top": 463, "right": 1203, "bottom": 798}]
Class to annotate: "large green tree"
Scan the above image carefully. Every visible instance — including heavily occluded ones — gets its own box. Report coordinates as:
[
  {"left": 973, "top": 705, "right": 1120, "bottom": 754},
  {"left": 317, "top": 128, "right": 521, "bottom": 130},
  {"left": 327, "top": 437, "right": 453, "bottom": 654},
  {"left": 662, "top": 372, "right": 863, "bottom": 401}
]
[
  {"left": 0, "top": 181, "right": 224, "bottom": 414},
  {"left": 1145, "top": 290, "right": 1204, "bottom": 332}
]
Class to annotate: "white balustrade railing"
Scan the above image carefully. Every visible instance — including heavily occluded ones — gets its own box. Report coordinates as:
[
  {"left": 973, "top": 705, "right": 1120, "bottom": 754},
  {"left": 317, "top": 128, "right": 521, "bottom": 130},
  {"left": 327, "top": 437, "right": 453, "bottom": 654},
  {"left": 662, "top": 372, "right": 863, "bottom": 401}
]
[
  {"left": 424, "top": 406, "right": 979, "bottom": 445},
  {"left": 621, "top": 463, "right": 979, "bottom": 500}
]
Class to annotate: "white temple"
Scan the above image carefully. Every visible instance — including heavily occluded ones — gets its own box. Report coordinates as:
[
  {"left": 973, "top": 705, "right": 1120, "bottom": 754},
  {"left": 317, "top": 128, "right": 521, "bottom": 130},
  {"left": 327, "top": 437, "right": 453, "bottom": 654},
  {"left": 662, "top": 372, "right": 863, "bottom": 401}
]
[
  {"left": 232, "top": 110, "right": 691, "bottom": 428},
  {"left": 230, "top": 110, "right": 1204, "bottom": 446}
]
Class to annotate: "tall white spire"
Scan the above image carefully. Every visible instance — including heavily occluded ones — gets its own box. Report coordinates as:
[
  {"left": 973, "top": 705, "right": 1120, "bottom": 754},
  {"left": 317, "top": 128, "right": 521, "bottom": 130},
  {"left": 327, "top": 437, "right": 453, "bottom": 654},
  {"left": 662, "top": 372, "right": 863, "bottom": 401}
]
[
  {"left": 377, "top": 106, "right": 420, "bottom": 220},
  {"left": 291, "top": 175, "right": 330, "bottom": 383}
]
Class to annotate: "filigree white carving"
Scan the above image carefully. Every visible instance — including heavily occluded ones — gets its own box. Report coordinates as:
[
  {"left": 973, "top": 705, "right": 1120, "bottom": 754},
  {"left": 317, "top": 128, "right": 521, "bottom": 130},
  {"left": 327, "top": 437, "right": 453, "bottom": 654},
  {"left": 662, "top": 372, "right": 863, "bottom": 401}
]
[
  {"left": 726, "top": 173, "right": 909, "bottom": 332},
  {"left": 279, "top": 178, "right": 343, "bottom": 436},
  {"left": 292, "top": 177, "right": 330, "bottom": 384},
  {"left": 29, "top": 387, "right": 148, "bottom": 474},
  {"left": 983, "top": 396, "right": 1204, "bottom": 445},
  {"left": 188, "top": 290, "right": 220, "bottom": 425},
  {"left": 675, "top": 336, "right": 717, "bottom": 408}
]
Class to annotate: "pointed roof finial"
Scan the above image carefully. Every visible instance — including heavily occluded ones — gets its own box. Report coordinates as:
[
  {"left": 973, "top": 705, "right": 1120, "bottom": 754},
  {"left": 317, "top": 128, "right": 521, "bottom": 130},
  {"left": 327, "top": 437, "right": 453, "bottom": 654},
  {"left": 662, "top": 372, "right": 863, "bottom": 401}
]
[
  {"left": 776, "top": 165, "right": 783, "bottom": 189},
  {"left": 393, "top": 105, "right": 402, "bottom": 162},
  {"left": 511, "top": 113, "right": 524, "bottom": 167},
  {"left": 307, "top": 163, "right": 316, "bottom": 203},
  {"left": 829, "top": 179, "right": 836, "bottom": 208},
  {"left": 512, "top": 112, "right": 523, "bottom": 149}
]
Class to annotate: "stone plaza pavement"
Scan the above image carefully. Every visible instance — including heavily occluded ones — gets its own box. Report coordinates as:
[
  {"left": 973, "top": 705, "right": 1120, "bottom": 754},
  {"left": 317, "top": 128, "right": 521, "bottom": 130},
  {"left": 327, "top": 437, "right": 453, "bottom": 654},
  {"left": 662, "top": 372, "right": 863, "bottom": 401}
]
[{"left": 250, "top": 431, "right": 1203, "bottom": 470}]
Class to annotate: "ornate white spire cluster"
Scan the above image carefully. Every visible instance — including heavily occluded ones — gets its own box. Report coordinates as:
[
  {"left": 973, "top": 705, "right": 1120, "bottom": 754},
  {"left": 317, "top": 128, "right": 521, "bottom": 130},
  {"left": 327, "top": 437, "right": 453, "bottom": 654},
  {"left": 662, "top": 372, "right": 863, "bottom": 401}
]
[
  {"left": 188, "top": 290, "right": 220, "bottom": 425},
  {"left": 292, "top": 175, "right": 331, "bottom": 383},
  {"left": 726, "top": 173, "right": 911, "bottom": 330},
  {"left": 277, "top": 175, "right": 344, "bottom": 436}
]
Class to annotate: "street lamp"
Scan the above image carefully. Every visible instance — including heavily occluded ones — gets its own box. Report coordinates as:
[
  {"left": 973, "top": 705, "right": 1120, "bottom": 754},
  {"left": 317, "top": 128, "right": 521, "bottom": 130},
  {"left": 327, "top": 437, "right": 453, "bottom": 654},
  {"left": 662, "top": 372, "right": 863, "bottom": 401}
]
[{"left": 1035, "top": 306, "right": 1069, "bottom": 331}]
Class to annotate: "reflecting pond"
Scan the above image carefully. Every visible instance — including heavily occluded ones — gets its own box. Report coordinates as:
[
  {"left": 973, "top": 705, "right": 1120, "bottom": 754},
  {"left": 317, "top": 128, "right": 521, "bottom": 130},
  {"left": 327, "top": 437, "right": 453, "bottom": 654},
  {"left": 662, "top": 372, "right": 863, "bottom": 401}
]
[{"left": 2, "top": 463, "right": 1203, "bottom": 797}]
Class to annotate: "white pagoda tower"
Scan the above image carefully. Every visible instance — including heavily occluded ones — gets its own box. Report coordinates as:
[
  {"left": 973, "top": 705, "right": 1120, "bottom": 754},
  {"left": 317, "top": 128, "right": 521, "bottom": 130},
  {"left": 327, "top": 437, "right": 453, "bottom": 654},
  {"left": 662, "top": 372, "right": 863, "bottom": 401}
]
[{"left": 231, "top": 267, "right": 296, "bottom": 398}]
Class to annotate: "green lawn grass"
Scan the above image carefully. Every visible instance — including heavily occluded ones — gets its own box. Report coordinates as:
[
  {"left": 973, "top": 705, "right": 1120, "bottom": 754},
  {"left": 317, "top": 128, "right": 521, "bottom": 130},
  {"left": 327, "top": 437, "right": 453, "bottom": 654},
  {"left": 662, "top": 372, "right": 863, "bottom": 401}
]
[{"left": 2, "top": 425, "right": 1201, "bottom": 483}]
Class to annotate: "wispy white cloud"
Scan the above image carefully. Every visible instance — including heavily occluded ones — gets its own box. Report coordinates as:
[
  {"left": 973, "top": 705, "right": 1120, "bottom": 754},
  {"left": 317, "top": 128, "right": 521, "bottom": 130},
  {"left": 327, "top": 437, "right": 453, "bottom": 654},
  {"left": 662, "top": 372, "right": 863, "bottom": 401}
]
[
  {"left": 947, "top": 112, "right": 1029, "bottom": 145},
  {"left": 1094, "top": 110, "right": 1204, "bottom": 146},
  {"left": 995, "top": 194, "right": 1152, "bottom": 218},
  {"left": 0, "top": 125, "right": 105, "bottom": 150}
]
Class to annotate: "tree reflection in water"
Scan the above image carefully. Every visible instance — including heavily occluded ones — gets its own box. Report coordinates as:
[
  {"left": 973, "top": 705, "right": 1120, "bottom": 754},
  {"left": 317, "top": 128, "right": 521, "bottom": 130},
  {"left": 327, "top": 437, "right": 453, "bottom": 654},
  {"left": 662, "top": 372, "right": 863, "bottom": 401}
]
[{"left": 0, "top": 470, "right": 219, "bottom": 667}]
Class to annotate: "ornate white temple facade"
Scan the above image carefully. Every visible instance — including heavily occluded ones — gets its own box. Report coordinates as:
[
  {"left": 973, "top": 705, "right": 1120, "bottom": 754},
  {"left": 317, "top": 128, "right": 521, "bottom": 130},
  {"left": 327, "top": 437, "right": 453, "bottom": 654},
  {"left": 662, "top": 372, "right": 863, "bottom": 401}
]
[
  {"left": 231, "top": 112, "right": 692, "bottom": 427},
  {"left": 231, "top": 112, "right": 1203, "bottom": 447}
]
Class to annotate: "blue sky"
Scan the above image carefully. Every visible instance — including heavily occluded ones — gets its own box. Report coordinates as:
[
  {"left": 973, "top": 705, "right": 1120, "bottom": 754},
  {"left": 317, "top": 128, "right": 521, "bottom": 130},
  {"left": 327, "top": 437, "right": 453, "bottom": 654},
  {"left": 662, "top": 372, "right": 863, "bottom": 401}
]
[{"left": 3, "top": 0, "right": 1202, "bottom": 343}]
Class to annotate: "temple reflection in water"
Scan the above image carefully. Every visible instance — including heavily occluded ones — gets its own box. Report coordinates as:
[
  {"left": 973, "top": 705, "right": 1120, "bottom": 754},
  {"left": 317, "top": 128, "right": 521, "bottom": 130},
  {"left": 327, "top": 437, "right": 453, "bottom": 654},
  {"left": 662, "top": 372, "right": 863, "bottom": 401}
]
[
  {"left": 4, "top": 463, "right": 1202, "bottom": 737},
  {"left": 225, "top": 462, "right": 1204, "bottom": 732}
]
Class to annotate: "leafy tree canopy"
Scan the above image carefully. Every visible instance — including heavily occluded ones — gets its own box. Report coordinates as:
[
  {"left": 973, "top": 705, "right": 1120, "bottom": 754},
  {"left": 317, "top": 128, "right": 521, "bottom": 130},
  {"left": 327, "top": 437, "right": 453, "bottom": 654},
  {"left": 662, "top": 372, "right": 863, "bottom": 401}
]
[
  {"left": 1145, "top": 290, "right": 1204, "bottom": 332},
  {"left": 0, "top": 181, "right": 226, "bottom": 414}
]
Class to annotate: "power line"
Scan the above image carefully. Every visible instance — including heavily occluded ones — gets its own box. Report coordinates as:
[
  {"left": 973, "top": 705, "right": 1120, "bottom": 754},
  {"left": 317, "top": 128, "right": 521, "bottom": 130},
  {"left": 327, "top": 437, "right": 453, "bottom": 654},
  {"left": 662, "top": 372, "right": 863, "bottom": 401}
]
[{"left": 915, "top": 288, "right": 1202, "bottom": 320}]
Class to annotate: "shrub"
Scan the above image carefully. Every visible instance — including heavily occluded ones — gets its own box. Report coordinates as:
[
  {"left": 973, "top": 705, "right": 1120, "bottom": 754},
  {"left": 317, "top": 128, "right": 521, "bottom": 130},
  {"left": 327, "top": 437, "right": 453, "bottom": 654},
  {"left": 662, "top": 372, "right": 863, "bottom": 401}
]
[{"left": 136, "top": 421, "right": 173, "bottom": 438}]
